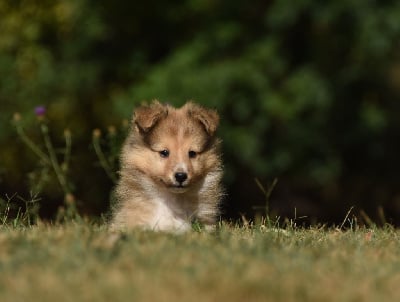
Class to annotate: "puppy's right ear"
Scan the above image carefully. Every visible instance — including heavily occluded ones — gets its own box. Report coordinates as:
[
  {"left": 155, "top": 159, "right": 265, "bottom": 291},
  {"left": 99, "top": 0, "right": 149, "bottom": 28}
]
[{"left": 133, "top": 100, "right": 168, "bottom": 133}]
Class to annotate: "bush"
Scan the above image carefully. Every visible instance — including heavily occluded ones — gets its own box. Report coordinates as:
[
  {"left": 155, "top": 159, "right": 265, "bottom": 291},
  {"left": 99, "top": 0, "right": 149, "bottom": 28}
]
[
  {"left": 2, "top": 0, "right": 400, "bottom": 224},
  {"left": 115, "top": 0, "right": 400, "bottom": 222}
]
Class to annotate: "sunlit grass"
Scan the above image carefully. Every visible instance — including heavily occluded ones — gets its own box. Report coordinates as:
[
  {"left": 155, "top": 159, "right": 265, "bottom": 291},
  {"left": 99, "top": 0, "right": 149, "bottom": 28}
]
[
  {"left": 6, "top": 110, "right": 400, "bottom": 302},
  {"left": 0, "top": 221, "right": 399, "bottom": 302}
]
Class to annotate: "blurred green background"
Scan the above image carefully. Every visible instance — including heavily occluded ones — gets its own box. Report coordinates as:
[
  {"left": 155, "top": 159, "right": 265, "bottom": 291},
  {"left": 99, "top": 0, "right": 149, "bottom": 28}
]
[{"left": 1, "top": 0, "right": 400, "bottom": 224}]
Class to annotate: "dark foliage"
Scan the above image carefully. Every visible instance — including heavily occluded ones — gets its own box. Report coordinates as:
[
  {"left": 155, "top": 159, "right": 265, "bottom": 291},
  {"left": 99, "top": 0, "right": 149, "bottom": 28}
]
[{"left": 1, "top": 0, "right": 400, "bottom": 224}]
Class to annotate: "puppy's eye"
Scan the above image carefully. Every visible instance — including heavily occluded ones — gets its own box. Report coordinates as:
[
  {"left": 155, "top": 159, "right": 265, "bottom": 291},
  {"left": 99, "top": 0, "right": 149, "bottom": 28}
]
[
  {"left": 188, "top": 151, "right": 197, "bottom": 158},
  {"left": 159, "top": 150, "right": 170, "bottom": 158}
]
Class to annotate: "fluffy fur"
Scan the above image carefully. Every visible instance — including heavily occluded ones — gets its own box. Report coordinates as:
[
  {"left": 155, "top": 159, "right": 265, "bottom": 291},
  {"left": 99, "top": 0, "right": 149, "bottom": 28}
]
[{"left": 110, "top": 101, "right": 223, "bottom": 232}]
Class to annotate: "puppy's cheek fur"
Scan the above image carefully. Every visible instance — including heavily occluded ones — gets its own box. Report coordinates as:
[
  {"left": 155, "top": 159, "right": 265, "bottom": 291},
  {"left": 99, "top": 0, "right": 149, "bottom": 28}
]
[
  {"left": 201, "top": 151, "right": 220, "bottom": 171},
  {"left": 189, "top": 158, "right": 202, "bottom": 181},
  {"left": 124, "top": 149, "right": 163, "bottom": 179}
]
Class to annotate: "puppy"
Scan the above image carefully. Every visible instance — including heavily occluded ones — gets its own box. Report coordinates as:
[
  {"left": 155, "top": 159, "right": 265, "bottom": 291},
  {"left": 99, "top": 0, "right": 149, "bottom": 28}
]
[{"left": 110, "top": 101, "right": 223, "bottom": 232}]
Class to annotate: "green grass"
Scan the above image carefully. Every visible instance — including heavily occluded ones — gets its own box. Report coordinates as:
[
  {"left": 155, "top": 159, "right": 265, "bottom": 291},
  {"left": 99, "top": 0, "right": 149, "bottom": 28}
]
[{"left": 0, "top": 222, "right": 399, "bottom": 302}]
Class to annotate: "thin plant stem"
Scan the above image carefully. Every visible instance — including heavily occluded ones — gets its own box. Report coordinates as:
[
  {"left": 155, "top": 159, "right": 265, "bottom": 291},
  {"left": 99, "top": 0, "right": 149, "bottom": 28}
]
[
  {"left": 40, "top": 123, "right": 70, "bottom": 194},
  {"left": 255, "top": 177, "right": 278, "bottom": 227},
  {"left": 339, "top": 206, "right": 354, "bottom": 230},
  {"left": 63, "top": 130, "right": 72, "bottom": 171},
  {"left": 92, "top": 134, "right": 117, "bottom": 183},
  {"left": 1, "top": 200, "right": 10, "bottom": 226},
  {"left": 15, "top": 123, "right": 51, "bottom": 165}
]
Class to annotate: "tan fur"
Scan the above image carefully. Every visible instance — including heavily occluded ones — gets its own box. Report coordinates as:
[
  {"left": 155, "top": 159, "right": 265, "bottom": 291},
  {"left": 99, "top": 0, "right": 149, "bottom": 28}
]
[{"left": 110, "top": 101, "right": 223, "bottom": 232}]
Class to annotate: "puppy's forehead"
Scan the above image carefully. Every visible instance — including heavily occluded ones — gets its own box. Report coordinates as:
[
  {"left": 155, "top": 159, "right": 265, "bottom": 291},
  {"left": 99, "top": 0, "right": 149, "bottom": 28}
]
[{"left": 149, "top": 110, "right": 208, "bottom": 147}]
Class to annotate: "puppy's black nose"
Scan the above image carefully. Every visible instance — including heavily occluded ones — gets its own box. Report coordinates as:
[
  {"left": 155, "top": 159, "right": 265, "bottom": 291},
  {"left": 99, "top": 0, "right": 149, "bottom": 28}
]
[{"left": 175, "top": 172, "right": 188, "bottom": 184}]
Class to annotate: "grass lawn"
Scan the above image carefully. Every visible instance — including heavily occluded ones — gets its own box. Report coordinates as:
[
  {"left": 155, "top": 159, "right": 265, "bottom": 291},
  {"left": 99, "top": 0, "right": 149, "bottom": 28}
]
[{"left": 0, "top": 222, "right": 399, "bottom": 302}]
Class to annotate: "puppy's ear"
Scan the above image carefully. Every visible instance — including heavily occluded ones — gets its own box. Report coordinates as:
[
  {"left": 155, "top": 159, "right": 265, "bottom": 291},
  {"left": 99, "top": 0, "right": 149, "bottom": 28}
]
[
  {"left": 186, "top": 102, "right": 219, "bottom": 136},
  {"left": 134, "top": 100, "right": 168, "bottom": 133}
]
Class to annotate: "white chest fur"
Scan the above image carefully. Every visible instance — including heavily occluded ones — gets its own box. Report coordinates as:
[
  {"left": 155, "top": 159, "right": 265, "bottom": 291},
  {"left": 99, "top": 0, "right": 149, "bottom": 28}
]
[{"left": 148, "top": 191, "right": 194, "bottom": 233}]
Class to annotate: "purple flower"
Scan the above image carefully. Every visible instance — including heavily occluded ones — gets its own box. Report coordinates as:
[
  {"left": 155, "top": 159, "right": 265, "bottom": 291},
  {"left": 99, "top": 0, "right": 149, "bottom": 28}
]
[{"left": 34, "top": 106, "right": 46, "bottom": 117}]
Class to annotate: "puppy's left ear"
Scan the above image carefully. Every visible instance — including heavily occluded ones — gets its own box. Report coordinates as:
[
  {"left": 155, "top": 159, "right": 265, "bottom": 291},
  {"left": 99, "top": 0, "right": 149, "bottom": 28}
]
[{"left": 186, "top": 102, "right": 219, "bottom": 136}]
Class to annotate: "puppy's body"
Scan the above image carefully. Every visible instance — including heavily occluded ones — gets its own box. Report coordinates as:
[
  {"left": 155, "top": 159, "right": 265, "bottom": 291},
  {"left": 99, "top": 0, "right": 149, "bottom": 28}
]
[{"left": 110, "top": 101, "right": 223, "bottom": 232}]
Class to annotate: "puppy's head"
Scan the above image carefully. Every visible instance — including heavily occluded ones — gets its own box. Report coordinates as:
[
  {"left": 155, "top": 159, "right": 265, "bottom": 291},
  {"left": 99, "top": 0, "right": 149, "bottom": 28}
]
[{"left": 126, "top": 100, "right": 220, "bottom": 193}]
